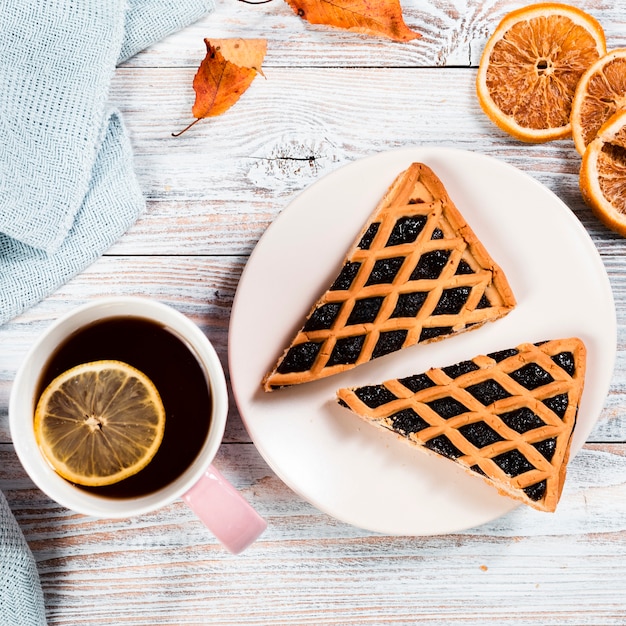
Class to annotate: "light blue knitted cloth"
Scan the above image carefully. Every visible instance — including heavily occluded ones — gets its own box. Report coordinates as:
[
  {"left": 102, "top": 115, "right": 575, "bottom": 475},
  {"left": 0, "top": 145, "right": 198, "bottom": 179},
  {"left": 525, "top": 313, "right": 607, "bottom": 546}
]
[
  {"left": 0, "top": 0, "right": 214, "bottom": 326},
  {"left": 0, "top": 491, "right": 45, "bottom": 626},
  {"left": 1, "top": 2, "right": 214, "bottom": 623}
]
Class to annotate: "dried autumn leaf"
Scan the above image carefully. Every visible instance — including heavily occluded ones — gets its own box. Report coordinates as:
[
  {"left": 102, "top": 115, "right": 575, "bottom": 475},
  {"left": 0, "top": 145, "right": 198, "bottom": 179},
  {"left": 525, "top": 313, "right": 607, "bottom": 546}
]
[
  {"left": 285, "top": 0, "right": 420, "bottom": 42},
  {"left": 174, "top": 38, "right": 267, "bottom": 136},
  {"left": 208, "top": 38, "right": 267, "bottom": 76}
]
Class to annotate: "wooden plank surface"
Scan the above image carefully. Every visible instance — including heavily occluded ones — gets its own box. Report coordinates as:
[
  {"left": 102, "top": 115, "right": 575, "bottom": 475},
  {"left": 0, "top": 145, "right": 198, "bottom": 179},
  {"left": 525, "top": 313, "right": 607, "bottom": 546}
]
[{"left": 2, "top": 0, "right": 626, "bottom": 623}]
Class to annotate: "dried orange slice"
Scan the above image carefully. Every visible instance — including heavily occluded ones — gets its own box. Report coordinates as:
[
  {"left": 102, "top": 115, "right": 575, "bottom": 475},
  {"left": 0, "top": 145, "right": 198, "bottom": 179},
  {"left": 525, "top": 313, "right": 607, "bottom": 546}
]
[
  {"left": 579, "top": 109, "right": 626, "bottom": 235},
  {"left": 34, "top": 360, "right": 166, "bottom": 487},
  {"left": 571, "top": 48, "right": 626, "bottom": 154},
  {"left": 476, "top": 3, "right": 606, "bottom": 142}
]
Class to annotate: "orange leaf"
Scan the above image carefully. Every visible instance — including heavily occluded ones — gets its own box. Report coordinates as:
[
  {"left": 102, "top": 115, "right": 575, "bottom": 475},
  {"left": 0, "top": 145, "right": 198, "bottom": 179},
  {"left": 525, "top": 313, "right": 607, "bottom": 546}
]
[
  {"left": 284, "top": 0, "right": 420, "bottom": 42},
  {"left": 174, "top": 39, "right": 267, "bottom": 136}
]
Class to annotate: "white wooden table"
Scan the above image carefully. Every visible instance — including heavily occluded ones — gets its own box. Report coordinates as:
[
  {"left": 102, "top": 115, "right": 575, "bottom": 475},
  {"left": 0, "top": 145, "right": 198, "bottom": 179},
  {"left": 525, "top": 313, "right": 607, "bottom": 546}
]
[{"left": 2, "top": 1, "right": 626, "bottom": 623}]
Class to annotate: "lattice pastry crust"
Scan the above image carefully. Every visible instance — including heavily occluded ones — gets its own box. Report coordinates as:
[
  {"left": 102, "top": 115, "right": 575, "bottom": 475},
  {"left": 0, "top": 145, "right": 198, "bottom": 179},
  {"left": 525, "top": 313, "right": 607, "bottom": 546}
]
[
  {"left": 263, "top": 162, "right": 516, "bottom": 391},
  {"left": 337, "top": 338, "right": 587, "bottom": 512}
]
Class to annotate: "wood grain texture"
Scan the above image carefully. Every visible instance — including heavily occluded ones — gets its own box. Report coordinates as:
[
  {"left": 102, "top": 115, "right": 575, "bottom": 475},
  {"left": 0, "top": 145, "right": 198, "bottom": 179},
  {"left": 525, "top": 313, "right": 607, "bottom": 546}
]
[
  {"left": 3, "top": 442, "right": 626, "bottom": 625},
  {"left": 3, "top": 0, "right": 626, "bottom": 623},
  {"left": 122, "top": 0, "right": 626, "bottom": 69}
]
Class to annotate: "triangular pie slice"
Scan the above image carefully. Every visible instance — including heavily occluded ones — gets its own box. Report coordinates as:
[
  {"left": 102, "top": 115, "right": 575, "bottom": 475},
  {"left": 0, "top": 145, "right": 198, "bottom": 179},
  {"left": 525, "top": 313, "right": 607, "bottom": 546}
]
[
  {"left": 263, "top": 162, "right": 516, "bottom": 391},
  {"left": 337, "top": 338, "right": 587, "bottom": 512}
]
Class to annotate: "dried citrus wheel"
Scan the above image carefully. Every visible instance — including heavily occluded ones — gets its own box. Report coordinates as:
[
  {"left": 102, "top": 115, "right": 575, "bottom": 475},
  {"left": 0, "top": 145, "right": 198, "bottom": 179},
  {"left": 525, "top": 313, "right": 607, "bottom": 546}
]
[
  {"left": 34, "top": 360, "right": 166, "bottom": 487},
  {"left": 580, "top": 109, "right": 626, "bottom": 235},
  {"left": 476, "top": 3, "right": 606, "bottom": 142},
  {"left": 571, "top": 48, "right": 626, "bottom": 154}
]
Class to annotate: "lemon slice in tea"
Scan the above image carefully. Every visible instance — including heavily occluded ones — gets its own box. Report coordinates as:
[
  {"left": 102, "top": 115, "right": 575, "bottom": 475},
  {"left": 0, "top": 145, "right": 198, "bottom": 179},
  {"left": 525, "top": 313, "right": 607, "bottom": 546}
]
[{"left": 34, "top": 360, "right": 166, "bottom": 487}]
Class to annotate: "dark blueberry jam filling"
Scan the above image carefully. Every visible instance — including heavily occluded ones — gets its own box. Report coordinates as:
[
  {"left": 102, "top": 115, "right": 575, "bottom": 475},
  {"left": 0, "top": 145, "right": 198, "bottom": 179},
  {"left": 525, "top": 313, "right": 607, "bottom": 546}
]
[
  {"left": 425, "top": 434, "right": 463, "bottom": 459},
  {"left": 465, "top": 379, "right": 512, "bottom": 405},
  {"left": 354, "top": 384, "right": 397, "bottom": 408},
  {"left": 365, "top": 257, "right": 405, "bottom": 285},
  {"left": 433, "top": 286, "right": 471, "bottom": 315},
  {"left": 430, "top": 228, "right": 444, "bottom": 240},
  {"left": 492, "top": 449, "right": 534, "bottom": 477},
  {"left": 357, "top": 223, "right": 380, "bottom": 250},
  {"left": 470, "top": 464, "right": 486, "bottom": 476},
  {"left": 277, "top": 341, "right": 322, "bottom": 374},
  {"left": 385, "top": 216, "right": 428, "bottom": 247},
  {"left": 426, "top": 396, "right": 469, "bottom": 419},
  {"left": 533, "top": 438, "right": 557, "bottom": 462},
  {"left": 410, "top": 249, "right": 451, "bottom": 281},
  {"left": 498, "top": 407, "right": 545, "bottom": 433},
  {"left": 487, "top": 348, "right": 519, "bottom": 363},
  {"left": 455, "top": 260, "right": 475, "bottom": 275},
  {"left": 346, "top": 297, "right": 384, "bottom": 325},
  {"left": 442, "top": 360, "right": 480, "bottom": 379},
  {"left": 419, "top": 326, "right": 453, "bottom": 342},
  {"left": 510, "top": 363, "right": 555, "bottom": 390},
  {"left": 458, "top": 421, "right": 504, "bottom": 448},
  {"left": 390, "top": 292, "right": 428, "bottom": 318},
  {"left": 328, "top": 335, "right": 366, "bottom": 366},
  {"left": 372, "top": 329, "right": 408, "bottom": 359},
  {"left": 303, "top": 302, "right": 342, "bottom": 331},
  {"left": 523, "top": 480, "right": 546, "bottom": 502},
  {"left": 330, "top": 262, "right": 361, "bottom": 291},
  {"left": 398, "top": 373, "right": 436, "bottom": 393},
  {"left": 476, "top": 293, "right": 491, "bottom": 309},
  {"left": 552, "top": 351, "right": 575, "bottom": 376},
  {"left": 542, "top": 393, "right": 569, "bottom": 419},
  {"left": 390, "top": 408, "right": 430, "bottom": 435}
]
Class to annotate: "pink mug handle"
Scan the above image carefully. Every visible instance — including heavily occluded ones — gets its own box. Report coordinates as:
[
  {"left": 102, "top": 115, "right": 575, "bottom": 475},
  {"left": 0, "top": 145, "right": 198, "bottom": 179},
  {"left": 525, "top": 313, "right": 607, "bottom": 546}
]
[{"left": 182, "top": 464, "right": 267, "bottom": 554}]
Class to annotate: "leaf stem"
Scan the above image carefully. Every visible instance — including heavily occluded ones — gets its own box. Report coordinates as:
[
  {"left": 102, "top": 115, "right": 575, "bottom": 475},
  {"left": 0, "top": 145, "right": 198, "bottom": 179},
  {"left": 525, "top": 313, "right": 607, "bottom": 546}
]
[{"left": 171, "top": 118, "right": 201, "bottom": 137}]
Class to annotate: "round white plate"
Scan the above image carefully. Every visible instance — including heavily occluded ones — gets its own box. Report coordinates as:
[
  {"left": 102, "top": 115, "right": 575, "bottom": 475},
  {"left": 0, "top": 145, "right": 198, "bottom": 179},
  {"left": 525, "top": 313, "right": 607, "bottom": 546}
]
[{"left": 228, "top": 147, "right": 616, "bottom": 535}]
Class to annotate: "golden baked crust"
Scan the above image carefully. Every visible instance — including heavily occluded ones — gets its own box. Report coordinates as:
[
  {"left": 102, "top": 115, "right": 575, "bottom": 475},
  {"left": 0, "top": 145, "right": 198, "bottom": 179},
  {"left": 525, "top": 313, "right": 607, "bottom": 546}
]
[
  {"left": 337, "top": 338, "right": 587, "bottom": 512},
  {"left": 263, "top": 162, "right": 516, "bottom": 391}
]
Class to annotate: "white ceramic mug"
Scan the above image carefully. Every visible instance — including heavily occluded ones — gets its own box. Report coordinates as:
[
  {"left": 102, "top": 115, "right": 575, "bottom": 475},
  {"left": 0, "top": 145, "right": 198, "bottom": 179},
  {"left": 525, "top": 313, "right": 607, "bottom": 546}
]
[{"left": 9, "top": 296, "right": 266, "bottom": 554}]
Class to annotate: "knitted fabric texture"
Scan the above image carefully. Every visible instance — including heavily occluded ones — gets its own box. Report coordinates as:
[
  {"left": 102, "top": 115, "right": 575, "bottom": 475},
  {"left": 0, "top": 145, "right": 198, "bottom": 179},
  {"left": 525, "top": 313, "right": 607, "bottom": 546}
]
[
  {"left": 0, "top": 491, "right": 46, "bottom": 626},
  {"left": 1, "top": 1, "right": 214, "bottom": 622},
  {"left": 0, "top": 0, "right": 214, "bottom": 325}
]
